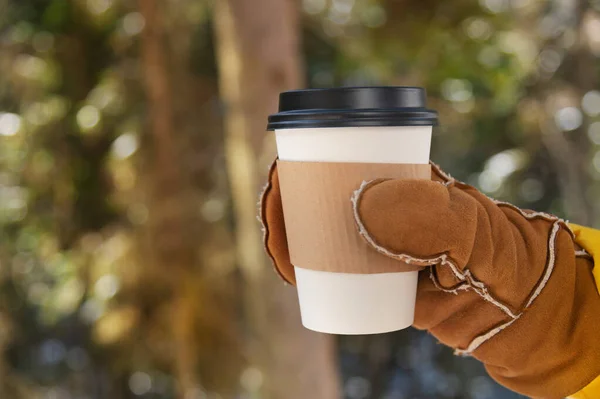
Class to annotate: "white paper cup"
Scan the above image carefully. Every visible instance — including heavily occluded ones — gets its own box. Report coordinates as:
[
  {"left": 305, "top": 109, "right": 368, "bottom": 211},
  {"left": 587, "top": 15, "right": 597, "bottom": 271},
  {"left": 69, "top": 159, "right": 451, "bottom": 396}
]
[
  {"left": 268, "top": 87, "right": 437, "bottom": 334},
  {"left": 275, "top": 126, "right": 432, "bottom": 334}
]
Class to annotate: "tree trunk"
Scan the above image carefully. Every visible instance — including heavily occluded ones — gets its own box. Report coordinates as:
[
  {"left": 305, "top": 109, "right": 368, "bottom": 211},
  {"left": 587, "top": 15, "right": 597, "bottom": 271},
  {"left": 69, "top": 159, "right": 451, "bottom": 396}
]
[
  {"left": 214, "top": 1, "right": 341, "bottom": 398},
  {"left": 138, "top": 1, "right": 202, "bottom": 397}
]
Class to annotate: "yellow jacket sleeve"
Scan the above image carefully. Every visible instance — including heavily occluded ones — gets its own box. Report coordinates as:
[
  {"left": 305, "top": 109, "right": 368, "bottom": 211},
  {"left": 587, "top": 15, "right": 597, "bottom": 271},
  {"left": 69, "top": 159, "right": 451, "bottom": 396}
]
[{"left": 568, "top": 224, "right": 600, "bottom": 399}]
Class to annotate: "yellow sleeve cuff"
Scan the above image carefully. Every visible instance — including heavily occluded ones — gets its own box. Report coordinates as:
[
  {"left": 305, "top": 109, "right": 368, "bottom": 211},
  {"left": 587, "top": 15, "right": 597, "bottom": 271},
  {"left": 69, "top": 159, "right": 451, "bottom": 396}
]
[
  {"left": 569, "top": 375, "right": 600, "bottom": 399},
  {"left": 568, "top": 224, "right": 600, "bottom": 399},
  {"left": 570, "top": 223, "right": 600, "bottom": 288}
]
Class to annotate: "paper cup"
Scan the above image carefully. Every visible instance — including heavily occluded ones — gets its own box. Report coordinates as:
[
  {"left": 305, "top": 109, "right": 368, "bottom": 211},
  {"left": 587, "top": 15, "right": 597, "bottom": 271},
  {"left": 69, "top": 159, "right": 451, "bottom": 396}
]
[{"left": 268, "top": 87, "right": 437, "bottom": 334}]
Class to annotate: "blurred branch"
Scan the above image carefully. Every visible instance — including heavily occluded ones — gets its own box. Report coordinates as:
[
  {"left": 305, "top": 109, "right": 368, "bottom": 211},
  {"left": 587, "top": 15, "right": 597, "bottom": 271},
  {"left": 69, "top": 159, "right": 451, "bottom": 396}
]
[
  {"left": 538, "top": 0, "right": 596, "bottom": 224},
  {"left": 540, "top": 125, "right": 591, "bottom": 223},
  {"left": 138, "top": 0, "right": 178, "bottom": 184}
]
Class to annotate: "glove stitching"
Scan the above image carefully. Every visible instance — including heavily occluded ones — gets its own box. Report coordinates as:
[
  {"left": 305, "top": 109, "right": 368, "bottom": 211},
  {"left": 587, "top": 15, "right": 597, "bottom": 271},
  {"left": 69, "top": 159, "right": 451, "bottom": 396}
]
[
  {"left": 353, "top": 179, "right": 568, "bottom": 356},
  {"left": 575, "top": 249, "right": 591, "bottom": 258},
  {"left": 493, "top": 200, "right": 558, "bottom": 222},
  {"left": 524, "top": 220, "right": 561, "bottom": 309},
  {"left": 351, "top": 180, "right": 518, "bottom": 319},
  {"left": 457, "top": 219, "right": 564, "bottom": 356},
  {"left": 431, "top": 164, "right": 581, "bottom": 319},
  {"left": 430, "top": 161, "right": 455, "bottom": 186},
  {"left": 429, "top": 267, "right": 468, "bottom": 295},
  {"left": 454, "top": 317, "right": 520, "bottom": 356}
]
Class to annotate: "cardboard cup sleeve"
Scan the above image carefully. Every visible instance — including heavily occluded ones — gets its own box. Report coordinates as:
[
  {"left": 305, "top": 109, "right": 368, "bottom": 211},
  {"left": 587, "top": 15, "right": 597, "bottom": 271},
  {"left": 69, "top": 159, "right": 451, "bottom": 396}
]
[{"left": 277, "top": 160, "right": 432, "bottom": 274}]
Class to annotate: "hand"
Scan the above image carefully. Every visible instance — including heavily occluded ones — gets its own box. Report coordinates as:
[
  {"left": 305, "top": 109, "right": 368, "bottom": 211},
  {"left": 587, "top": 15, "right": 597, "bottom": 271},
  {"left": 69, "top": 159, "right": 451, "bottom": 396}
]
[{"left": 259, "top": 160, "right": 600, "bottom": 399}]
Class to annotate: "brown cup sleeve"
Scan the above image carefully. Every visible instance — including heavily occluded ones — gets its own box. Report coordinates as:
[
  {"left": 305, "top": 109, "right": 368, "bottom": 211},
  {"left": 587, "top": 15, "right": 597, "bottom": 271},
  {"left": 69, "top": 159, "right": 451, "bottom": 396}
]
[{"left": 277, "top": 160, "right": 431, "bottom": 274}]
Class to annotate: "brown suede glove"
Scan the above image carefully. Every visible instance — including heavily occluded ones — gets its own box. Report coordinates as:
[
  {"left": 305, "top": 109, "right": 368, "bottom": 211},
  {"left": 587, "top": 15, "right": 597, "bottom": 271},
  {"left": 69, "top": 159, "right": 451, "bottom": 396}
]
[{"left": 259, "top": 160, "right": 600, "bottom": 399}]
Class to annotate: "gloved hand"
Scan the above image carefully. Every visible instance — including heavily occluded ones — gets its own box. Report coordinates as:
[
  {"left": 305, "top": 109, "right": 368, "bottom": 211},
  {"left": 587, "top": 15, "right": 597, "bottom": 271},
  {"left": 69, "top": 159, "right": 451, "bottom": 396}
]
[{"left": 259, "top": 160, "right": 600, "bottom": 399}]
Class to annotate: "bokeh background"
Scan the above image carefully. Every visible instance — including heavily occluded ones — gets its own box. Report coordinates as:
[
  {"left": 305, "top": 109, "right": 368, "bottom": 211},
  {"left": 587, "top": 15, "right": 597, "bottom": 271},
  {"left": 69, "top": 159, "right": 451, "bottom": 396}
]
[{"left": 0, "top": 0, "right": 598, "bottom": 398}]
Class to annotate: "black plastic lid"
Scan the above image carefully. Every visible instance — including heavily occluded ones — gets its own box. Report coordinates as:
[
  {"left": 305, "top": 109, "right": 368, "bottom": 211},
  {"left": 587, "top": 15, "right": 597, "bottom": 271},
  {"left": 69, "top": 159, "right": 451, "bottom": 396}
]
[{"left": 267, "top": 86, "right": 438, "bottom": 130}]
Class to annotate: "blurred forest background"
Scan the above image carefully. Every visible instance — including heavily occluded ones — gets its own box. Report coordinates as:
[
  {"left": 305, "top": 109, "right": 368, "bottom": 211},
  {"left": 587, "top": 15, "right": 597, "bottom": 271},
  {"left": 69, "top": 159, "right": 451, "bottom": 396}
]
[{"left": 0, "top": 0, "right": 599, "bottom": 398}]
